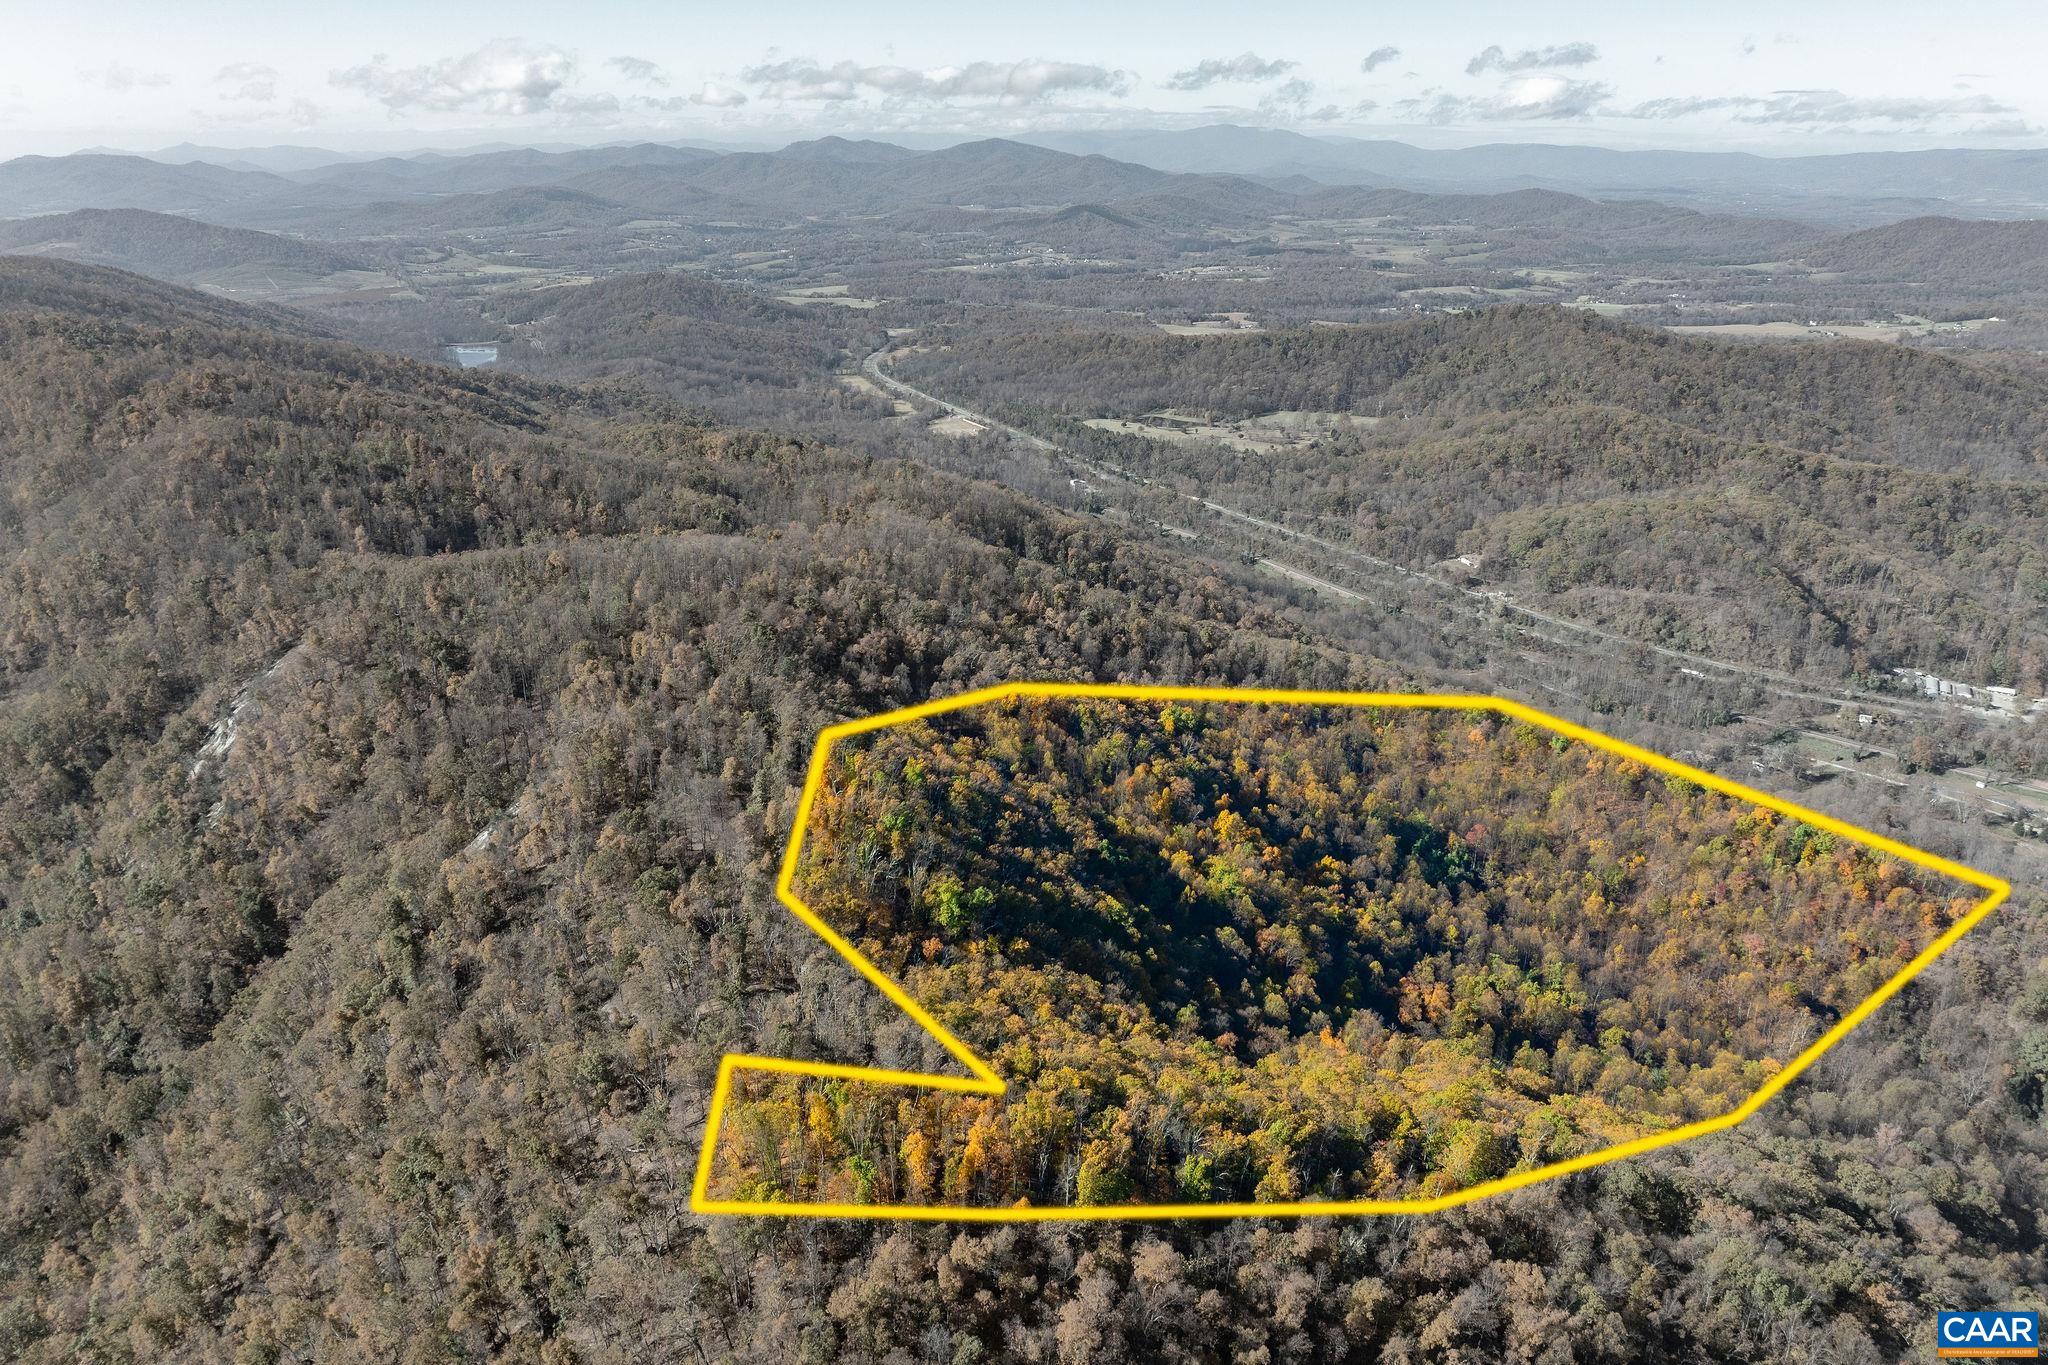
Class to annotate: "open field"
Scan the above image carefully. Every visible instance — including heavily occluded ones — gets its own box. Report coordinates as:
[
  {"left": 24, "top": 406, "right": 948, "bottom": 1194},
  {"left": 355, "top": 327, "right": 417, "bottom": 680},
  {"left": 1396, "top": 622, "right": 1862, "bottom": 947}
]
[
  {"left": 1668, "top": 316, "right": 2002, "bottom": 342},
  {"left": 1085, "top": 407, "right": 1383, "bottom": 454},
  {"left": 1157, "top": 310, "right": 1263, "bottom": 334},
  {"left": 838, "top": 372, "right": 915, "bottom": 412},
  {"left": 778, "top": 282, "right": 884, "bottom": 307}
]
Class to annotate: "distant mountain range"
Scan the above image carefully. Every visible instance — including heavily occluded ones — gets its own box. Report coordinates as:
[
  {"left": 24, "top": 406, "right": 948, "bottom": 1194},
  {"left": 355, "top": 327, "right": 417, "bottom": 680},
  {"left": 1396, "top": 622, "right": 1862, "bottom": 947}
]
[
  {"left": 287, "top": 142, "right": 721, "bottom": 199},
  {"left": 1023, "top": 125, "right": 2048, "bottom": 222},
  {"left": 3, "top": 135, "right": 2042, "bottom": 295},
  {"left": 0, "top": 153, "right": 364, "bottom": 223},
  {"left": 124, "top": 143, "right": 359, "bottom": 175},
  {"left": 590, "top": 137, "right": 1180, "bottom": 215},
  {"left": 10, "top": 128, "right": 2048, "bottom": 233}
]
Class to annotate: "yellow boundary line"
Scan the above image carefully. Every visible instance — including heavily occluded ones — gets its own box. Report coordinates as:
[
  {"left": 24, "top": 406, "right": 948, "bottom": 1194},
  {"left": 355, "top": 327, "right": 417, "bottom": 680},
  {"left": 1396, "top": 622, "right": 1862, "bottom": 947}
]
[{"left": 691, "top": 683, "right": 2011, "bottom": 1221}]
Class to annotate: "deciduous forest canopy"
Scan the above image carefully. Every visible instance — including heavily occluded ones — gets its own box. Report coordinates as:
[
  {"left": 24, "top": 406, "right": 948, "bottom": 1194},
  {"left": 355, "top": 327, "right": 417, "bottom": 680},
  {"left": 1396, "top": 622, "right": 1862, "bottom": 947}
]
[
  {"left": 0, "top": 255, "right": 2043, "bottom": 1365},
  {"left": 709, "top": 696, "right": 1970, "bottom": 1210}
]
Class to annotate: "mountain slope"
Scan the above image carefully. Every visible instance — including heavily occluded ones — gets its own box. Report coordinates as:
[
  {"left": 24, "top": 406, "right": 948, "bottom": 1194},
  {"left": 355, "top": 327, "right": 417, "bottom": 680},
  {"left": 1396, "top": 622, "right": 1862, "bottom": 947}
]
[
  {"left": 0, "top": 208, "right": 367, "bottom": 282},
  {"left": 0, "top": 152, "right": 327, "bottom": 219},
  {"left": 571, "top": 138, "right": 1179, "bottom": 216},
  {"left": 0, "top": 256, "right": 1359, "bottom": 1358},
  {"left": 1296, "top": 185, "right": 1823, "bottom": 262},
  {"left": 1802, "top": 215, "right": 2048, "bottom": 291},
  {"left": 286, "top": 141, "right": 719, "bottom": 197},
  {"left": 896, "top": 307, "right": 2048, "bottom": 682},
  {"left": 0, "top": 256, "right": 2044, "bottom": 1365},
  {"left": 0, "top": 252, "right": 336, "bottom": 332},
  {"left": 307, "top": 184, "right": 644, "bottom": 238},
  {"left": 145, "top": 141, "right": 357, "bottom": 174},
  {"left": 1030, "top": 124, "right": 2048, "bottom": 217},
  {"left": 489, "top": 269, "right": 868, "bottom": 401},
  {"left": 982, "top": 202, "right": 1173, "bottom": 253},
  {"left": 886, "top": 138, "right": 1176, "bottom": 205}
]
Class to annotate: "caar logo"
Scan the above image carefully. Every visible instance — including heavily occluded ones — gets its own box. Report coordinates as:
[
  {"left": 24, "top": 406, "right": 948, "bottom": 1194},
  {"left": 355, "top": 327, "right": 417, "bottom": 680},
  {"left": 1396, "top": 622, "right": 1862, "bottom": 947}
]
[{"left": 1938, "top": 1312, "right": 2040, "bottom": 1358}]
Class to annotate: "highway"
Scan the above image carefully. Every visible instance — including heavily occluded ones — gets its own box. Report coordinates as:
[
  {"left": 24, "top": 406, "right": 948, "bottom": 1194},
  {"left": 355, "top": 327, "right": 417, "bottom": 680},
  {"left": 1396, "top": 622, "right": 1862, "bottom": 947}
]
[{"left": 859, "top": 344, "right": 2007, "bottom": 727}]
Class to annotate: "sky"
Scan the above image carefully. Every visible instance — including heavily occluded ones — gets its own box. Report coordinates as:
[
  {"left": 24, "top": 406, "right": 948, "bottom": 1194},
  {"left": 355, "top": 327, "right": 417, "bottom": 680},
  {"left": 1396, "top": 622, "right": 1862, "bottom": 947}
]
[{"left": 3, "top": 0, "right": 2044, "bottom": 160}]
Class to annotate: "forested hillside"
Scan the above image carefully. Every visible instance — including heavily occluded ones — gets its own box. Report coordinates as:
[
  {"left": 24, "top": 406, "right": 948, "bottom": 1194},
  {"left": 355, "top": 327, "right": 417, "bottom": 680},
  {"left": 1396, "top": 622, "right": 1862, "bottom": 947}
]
[
  {"left": 709, "top": 696, "right": 1970, "bottom": 1210},
  {"left": 490, "top": 270, "right": 874, "bottom": 407},
  {"left": 1, "top": 259, "right": 2044, "bottom": 1363},
  {"left": 899, "top": 308, "right": 2048, "bottom": 461},
  {"left": 1294, "top": 186, "right": 1821, "bottom": 264},
  {"left": 896, "top": 309, "right": 2048, "bottom": 686},
  {"left": 304, "top": 185, "right": 645, "bottom": 238},
  {"left": 290, "top": 142, "right": 720, "bottom": 198},
  {"left": 1804, "top": 216, "right": 2048, "bottom": 292},
  {"left": 0, "top": 153, "right": 313, "bottom": 218},
  {"left": 0, "top": 208, "right": 367, "bottom": 283},
  {"left": 0, "top": 253, "right": 330, "bottom": 331}
]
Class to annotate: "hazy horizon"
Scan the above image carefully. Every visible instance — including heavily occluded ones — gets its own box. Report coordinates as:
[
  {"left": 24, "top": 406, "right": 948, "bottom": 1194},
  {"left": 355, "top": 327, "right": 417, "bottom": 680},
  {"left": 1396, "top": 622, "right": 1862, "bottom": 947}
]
[
  {"left": 6, "top": 0, "right": 2044, "bottom": 162},
  {"left": 28, "top": 121, "right": 2048, "bottom": 171}
]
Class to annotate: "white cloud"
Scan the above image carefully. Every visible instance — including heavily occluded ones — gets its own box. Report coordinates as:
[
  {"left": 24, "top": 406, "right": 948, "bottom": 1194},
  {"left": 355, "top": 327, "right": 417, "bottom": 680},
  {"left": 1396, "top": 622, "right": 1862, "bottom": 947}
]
[
  {"left": 1398, "top": 75, "right": 1612, "bottom": 124},
  {"left": 1961, "top": 116, "right": 2043, "bottom": 137},
  {"left": 1624, "top": 87, "right": 2022, "bottom": 130},
  {"left": 214, "top": 62, "right": 279, "bottom": 103},
  {"left": 1739, "top": 88, "right": 2017, "bottom": 126},
  {"left": 609, "top": 55, "right": 666, "bottom": 85},
  {"left": 1465, "top": 43, "right": 1599, "bottom": 76},
  {"left": 743, "top": 57, "right": 1131, "bottom": 104},
  {"left": 331, "top": 40, "right": 577, "bottom": 115},
  {"left": 80, "top": 64, "right": 171, "bottom": 93},
  {"left": 553, "top": 93, "right": 623, "bottom": 117},
  {"left": 1619, "top": 86, "right": 2032, "bottom": 136},
  {"left": 1306, "top": 100, "right": 1376, "bottom": 123},
  {"left": 1360, "top": 47, "right": 1402, "bottom": 74},
  {"left": 1623, "top": 95, "right": 1753, "bottom": 119},
  {"left": 638, "top": 85, "right": 748, "bottom": 113},
  {"left": 1256, "top": 77, "right": 1316, "bottom": 118},
  {"left": 1166, "top": 53, "right": 1298, "bottom": 91},
  {"left": 1495, "top": 74, "right": 1609, "bottom": 118},
  {"left": 691, "top": 82, "right": 747, "bottom": 109}
]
